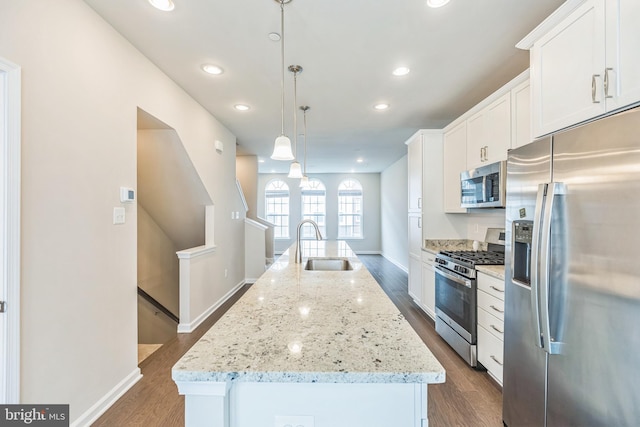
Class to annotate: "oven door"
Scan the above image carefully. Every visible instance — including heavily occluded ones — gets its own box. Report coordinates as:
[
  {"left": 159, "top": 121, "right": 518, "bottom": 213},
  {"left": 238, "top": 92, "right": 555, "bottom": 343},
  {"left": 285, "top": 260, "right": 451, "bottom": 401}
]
[{"left": 435, "top": 265, "right": 477, "bottom": 343}]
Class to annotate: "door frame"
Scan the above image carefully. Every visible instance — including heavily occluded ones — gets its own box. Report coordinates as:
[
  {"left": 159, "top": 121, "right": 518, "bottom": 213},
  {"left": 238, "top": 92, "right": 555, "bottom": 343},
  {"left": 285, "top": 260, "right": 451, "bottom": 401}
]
[{"left": 0, "top": 56, "right": 21, "bottom": 404}]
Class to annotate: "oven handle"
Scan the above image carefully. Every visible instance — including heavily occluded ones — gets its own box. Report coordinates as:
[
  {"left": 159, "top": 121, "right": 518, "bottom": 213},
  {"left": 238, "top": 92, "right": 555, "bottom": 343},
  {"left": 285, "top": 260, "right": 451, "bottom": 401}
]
[{"left": 435, "top": 265, "right": 472, "bottom": 289}]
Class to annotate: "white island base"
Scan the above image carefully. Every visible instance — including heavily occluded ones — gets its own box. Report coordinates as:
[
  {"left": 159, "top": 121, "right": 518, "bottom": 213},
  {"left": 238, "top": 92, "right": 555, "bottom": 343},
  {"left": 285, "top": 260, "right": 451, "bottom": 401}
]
[
  {"left": 176, "top": 380, "right": 429, "bottom": 427},
  {"left": 172, "top": 241, "right": 444, "bottom": 427}
]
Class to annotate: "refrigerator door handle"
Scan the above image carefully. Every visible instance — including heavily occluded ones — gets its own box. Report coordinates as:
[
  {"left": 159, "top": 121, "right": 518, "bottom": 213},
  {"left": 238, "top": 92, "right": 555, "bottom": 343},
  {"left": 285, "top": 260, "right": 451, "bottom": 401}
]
[
  {"left": 540, "top": 182, "right": 566, "bottom": 355},
  {"left": 530, "top": 183, "right": 547, "bottom": 349}
]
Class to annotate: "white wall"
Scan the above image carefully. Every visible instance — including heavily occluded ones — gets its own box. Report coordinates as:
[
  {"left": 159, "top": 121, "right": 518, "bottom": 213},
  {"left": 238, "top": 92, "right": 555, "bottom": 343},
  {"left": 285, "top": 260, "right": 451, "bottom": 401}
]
[
  {"left": 236, "top": 156, "right": 258, "bottom": 220},
  {"left": 380, "top": 156, "right": 408, "bottom": 270},
  {"left": 257, "top": 173, "right": 381, "bottom": 254},
  {"left": 0, "top": 1, "right": 244, "bottom": 424}
]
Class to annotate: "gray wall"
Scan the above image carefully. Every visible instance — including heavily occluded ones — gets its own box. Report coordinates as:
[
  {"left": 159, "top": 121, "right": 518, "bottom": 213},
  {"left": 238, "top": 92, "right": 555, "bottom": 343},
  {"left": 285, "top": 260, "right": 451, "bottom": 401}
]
[
  {"left": 258, "top": 173, "right": 381, "bottom": 254},
  {"left": 380, "top": 156, "right": 409, "bottom": 271}
]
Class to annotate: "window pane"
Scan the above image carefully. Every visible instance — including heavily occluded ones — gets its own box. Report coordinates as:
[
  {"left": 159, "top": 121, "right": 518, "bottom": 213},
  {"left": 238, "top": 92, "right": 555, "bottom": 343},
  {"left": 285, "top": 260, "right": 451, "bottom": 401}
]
[
  {"left": 265, "top": 179, "right": 290, "bottom": 239},
  {"left": 301, "top": 179, "right": 326, "bottom": 238},
  {"left": 338, "top": 179, "right": 363, "bottom": 238}
]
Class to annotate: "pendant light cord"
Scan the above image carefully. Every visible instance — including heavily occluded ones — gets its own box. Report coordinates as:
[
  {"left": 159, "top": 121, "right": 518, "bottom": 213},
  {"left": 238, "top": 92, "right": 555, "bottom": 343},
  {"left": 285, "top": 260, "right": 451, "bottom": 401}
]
[
  {"left": 280, "top": 0, "right": 286, "bottom": 136},
  {"left": 293, "top": 70, "right": 298, "bottom": 158},
  {"left": 303, "top": 108, "right": 307, "bottom": 174}
]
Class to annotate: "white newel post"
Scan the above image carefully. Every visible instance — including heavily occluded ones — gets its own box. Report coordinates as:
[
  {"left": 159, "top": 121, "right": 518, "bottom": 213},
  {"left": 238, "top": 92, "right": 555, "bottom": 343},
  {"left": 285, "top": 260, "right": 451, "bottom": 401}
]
[{"left": 175, "top": 381, "right": 230, "bottom": 427}]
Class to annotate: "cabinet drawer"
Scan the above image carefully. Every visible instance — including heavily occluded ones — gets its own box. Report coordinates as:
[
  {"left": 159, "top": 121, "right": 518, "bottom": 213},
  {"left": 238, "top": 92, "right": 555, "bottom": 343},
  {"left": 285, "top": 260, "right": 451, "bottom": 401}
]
[
  {"left": 478, "top": 307, "right": 504, "bottom": 341},
  {"left": 477, "top": 290, "right": 504, "bottom": 320},
  {"left": 478, "top": 325, "right": 504, "bottom": 384},
  {"left": 421, "top": 251, "right": 436, "bottom": 264},
  {"left": 477, "top": 272, "right": 505, "bottom": 301}
]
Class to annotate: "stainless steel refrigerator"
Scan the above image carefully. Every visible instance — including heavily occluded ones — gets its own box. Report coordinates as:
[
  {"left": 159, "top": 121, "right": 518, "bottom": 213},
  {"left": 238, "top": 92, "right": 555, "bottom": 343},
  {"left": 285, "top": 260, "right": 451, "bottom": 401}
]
[{"left": 503, "top": 106, "right": 640, "bottom": 426}]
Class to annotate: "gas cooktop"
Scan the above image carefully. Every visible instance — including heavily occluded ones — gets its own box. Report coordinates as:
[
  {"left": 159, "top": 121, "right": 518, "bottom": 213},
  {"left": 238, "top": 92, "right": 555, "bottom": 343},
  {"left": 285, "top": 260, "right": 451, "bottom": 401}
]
[{"left": 438, "top": 250, "right": 505, "bottom": 267}]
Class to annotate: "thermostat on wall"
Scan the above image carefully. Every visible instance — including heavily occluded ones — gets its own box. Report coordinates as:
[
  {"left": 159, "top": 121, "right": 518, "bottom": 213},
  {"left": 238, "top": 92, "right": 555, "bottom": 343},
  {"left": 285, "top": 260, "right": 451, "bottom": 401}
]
[{"left": 120, "top": 187, "right": 135, "bottom": 203}]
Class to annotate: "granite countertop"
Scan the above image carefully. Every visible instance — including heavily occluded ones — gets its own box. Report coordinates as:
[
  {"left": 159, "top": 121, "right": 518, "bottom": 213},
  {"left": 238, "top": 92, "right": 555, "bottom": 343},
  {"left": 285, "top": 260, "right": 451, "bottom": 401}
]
[
  {"left": 475, "top": 265, "right": 506, "bottom": 280},
  {"left": 422, "top": 239, "right": 488, "bottom": 255},
  {"left": 172, "top": 240, "right": 445, "bottom": 385}
]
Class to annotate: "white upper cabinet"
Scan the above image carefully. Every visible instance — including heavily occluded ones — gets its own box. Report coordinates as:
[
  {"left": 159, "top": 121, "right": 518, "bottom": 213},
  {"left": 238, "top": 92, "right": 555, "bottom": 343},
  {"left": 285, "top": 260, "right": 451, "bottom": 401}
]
[
  {"left": 443, "top": 122, "right": 467, "bottom": 213},
  {"left": 524, "top": 0, "right": 640, "bottom": 137},
  {"left": 466, "top": 92, "right": 511, "bottom": 169},
  {"left": 605, "top": 0, "right": 640, "bottom": 111},
  {"left": 407, "top": 133, "right": 423, "bottom": 213},
  {"left": 511, "top": 80, "right": 532, "bottom": 149}
]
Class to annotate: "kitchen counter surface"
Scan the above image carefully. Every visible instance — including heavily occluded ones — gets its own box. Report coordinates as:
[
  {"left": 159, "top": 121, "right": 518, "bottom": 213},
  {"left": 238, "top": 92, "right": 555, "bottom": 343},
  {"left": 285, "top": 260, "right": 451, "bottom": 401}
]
[
  {"left": 476, "top": 265, "right": 505, "bottom": 280},
  {"left": 422, "top": 239, "right": 488, "bottom": 255},
  {"left": 172, "top": 240, "right": 445, "bottom": 385}
]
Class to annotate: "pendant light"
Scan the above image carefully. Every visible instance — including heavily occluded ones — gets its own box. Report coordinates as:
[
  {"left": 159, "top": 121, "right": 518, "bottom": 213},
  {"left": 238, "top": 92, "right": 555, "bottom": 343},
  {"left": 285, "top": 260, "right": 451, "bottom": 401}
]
[
  {"left": 271, "top": 0, "right": 295, "bottom": 161},
  {"left": 299, "top": 106, "right": 310, "bottom": 187},
  {"left": 287, "top": 65, "right": 304, "bottom": 179}
]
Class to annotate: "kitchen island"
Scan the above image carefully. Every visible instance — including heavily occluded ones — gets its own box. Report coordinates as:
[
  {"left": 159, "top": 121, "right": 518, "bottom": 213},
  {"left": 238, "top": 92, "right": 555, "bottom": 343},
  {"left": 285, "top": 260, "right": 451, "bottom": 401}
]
[{"left": 172, "top": 241, "right": 445, "bottom": 427}]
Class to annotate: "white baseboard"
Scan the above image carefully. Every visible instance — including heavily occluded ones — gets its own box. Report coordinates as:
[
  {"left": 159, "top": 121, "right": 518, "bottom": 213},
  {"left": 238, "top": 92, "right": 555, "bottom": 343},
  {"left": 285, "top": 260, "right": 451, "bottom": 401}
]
[
  {"left": 353, "top": 250, "right": 382, "bottom": 255},
  {"left": 381, "top": 254, "right": 408, "bottom": 273},
  {"left": 71, "top": 368, "right": 142, "bottom": 427},
  {"left": 244, "top": 278, "right": 258, "bottom": 284},
  {"left": 178, "top": 280, "right": 246, "bottom": 333}
]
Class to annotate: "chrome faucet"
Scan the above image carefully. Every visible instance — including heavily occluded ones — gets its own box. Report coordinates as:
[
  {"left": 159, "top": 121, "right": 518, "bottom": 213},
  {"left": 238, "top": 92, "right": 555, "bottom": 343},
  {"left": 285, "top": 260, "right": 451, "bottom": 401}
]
[{"left": 295, "top": 219, "right": 323, "bottom": 263}]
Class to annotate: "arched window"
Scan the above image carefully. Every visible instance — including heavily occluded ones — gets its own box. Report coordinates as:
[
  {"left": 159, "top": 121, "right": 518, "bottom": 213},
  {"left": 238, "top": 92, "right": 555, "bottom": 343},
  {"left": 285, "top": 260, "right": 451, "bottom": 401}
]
[
  {"left": 300, "top": 179, "right": 326, "bottom": 238},
  {"left": 265, "top": 179, "right": 290, "bottom": 239},
  {"left": 338, "top": 179, "right": 363, "bottom": 238}
]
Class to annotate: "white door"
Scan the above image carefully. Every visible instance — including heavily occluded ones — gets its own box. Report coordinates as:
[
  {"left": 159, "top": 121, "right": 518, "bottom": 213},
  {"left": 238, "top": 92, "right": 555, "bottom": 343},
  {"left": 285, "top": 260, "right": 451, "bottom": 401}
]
[
  {"left": 0, "top": 68, "right": 6, "bottom": 404},
  {"left": 0, "top": 57, "right": 21, "bottom": 404}
]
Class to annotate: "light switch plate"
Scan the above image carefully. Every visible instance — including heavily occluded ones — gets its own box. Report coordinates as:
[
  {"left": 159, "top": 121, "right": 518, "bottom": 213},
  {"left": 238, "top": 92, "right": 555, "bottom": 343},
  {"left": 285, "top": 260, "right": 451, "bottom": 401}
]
[
  {"left": 113, "top": 207, "right": 125, "bottom": 225},
  {"left": 274, "top": 415, "right": 314, "bottom": 427}
]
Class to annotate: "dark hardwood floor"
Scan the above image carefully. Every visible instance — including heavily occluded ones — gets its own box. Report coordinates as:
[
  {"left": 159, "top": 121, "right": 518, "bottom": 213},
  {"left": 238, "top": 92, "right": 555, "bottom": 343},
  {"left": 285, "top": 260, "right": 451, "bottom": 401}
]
[{"left": 94, "top": 255, "right": 502, "bottom": 426}]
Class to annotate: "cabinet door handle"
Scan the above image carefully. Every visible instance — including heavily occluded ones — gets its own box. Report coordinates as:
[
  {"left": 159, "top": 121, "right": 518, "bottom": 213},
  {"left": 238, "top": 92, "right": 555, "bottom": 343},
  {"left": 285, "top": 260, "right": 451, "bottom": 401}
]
[
  {"left": 592, "top": 74, "right": 601, "bottom": 103},
  {"left": 480, "top": 147, "right": 484, "bottom": 162},
  {"left": 604, "top": 68, "right": 614, "bottom": 99},
  {"left": 490, "top": 305, "right": 504, "bottom": 314},
  {"left": 490, "top": 355, "right": 503, "bottom": 366},
  {"left": 490, "top": 324, "right": 504, "bottom": 334},
  {"left": 490, "top": 285, "right": 504, "bottom": 293},
  {"left": 417, "top": 217, "right": 422, "bottom": 229},
  {"left": 484, "top": 146, "right": 489, "bottom": 162},
  {"left": 418, "top": 197, "right": 422, "bottom": 209}
]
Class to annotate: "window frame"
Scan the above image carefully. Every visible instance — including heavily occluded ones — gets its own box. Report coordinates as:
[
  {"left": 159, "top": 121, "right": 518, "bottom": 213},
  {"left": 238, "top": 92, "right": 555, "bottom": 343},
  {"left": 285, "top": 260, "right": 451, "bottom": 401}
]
[
  {"left": 300, "top": 178, "right": 327, "bottom": 239},
  {"left": 264, "top": 179, "right": 290, "bottom": 239},
  {"left": 337, "top": 178, "right": 364, "bottom": 239}
]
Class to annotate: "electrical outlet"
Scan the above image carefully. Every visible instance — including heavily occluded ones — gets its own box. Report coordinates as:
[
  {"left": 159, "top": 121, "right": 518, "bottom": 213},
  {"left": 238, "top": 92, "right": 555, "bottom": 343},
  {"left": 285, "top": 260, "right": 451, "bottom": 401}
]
[{"left": 274, "top": 415, "right": 314, "bottom": 427}]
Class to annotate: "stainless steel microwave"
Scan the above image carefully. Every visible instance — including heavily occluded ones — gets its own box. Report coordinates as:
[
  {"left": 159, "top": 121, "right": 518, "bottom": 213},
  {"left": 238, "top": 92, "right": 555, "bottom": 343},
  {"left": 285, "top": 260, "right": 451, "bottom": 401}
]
[{"left": 460, "top": 161, "right": 506, "bottom": 208}]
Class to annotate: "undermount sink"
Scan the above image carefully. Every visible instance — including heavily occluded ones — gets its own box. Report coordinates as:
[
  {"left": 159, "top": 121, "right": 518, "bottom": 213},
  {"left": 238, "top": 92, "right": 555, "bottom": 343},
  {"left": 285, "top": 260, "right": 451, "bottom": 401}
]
[{"left": 304, "top": 257, "right": 354, "bottom": 271}]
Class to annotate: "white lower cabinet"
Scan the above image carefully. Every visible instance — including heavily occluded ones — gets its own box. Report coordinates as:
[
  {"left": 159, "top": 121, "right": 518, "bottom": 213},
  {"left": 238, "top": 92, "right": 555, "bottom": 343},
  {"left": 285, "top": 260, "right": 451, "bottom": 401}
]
[
  {"left": 408, "top": 254, "right": 422, "bottom": 303},
  {"left": 421, "top": 251, "right": 436, "bottom": 320},
  {"left": 477, "top": 271, "right": 505, "bottom": 385}
]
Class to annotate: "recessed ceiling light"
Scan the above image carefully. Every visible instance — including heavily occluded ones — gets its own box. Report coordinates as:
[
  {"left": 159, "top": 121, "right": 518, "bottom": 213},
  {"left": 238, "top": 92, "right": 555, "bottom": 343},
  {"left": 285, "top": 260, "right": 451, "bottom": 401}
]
[
  {"left": 427, "top": 0, "right": 450, "bottom": 8},
  {"left": 148, "top": 0, "right": 175, "bottom": 11},
  {"left": 357, "top": 158, "right": 364, "bottom": 163},
  {"left": 258, "top": 159, "right": 265, "bottom": 163},
  {"left": 374, "top": 103, "right": 390, "bottom": 111},
  {"left": 202, "top": 64, "right": 223, "bottom": 75},
  {"left": 268, "top": 32, "right": 281, "bottom": 41},
  {"left": 234, "top": 104, "right": 250, "bottom": 111},
  {"left": 392, "top": 67, "right": 410, "bottom": 76}
]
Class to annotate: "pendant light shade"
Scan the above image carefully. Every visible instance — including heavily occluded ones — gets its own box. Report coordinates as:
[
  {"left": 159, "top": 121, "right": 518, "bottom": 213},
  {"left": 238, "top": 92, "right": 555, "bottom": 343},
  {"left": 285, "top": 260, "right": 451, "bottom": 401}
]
[
  {"left": 270, "top": 0, "right": 295, "bottom": 161},
  {"left": 272, "top": 135, "right": 294, "bottom": 160},
  {"left": 299, "top": 175, "right": 309, "bottom": 187},
  {"left": 287, "top": 161, "right": 303, "bottom": 178}
]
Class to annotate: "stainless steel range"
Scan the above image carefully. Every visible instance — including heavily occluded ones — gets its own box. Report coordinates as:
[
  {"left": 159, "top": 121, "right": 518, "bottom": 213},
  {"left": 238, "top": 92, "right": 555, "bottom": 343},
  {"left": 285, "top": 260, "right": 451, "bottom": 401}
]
[{"left": 434, "top": 228, "right": 505, "bottom": 367}]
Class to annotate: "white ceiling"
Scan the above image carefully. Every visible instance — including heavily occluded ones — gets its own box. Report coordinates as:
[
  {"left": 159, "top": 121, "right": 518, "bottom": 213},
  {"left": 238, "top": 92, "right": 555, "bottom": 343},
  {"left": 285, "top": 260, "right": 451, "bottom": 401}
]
[{"left": 84, "top": 0, "right": 564, "bottom": 174}]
